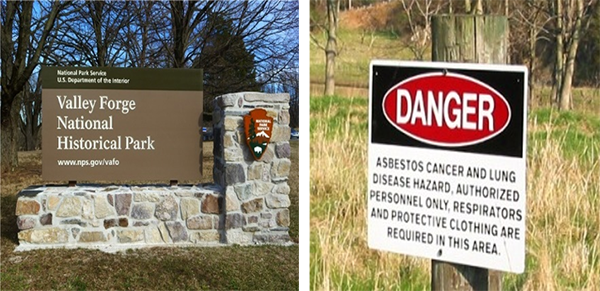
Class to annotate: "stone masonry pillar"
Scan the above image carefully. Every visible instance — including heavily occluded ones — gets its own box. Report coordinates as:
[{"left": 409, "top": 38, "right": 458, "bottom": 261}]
[{"left": 213, "top": 92, "right": 292, "bottom": 244}]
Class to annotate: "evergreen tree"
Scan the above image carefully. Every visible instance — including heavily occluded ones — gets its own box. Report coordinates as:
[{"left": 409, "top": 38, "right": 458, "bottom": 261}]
[{"left": 197, "top": 13, "right": 261, "bottom": 117}]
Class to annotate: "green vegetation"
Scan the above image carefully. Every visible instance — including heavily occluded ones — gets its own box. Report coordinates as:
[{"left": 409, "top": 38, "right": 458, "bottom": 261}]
[
  {"left": 310, "top": 93, "right": 600, "bottom": 290},
  {"left": 311, "top": 28, "right": 417, "bottom": 87},
  {"left": 310, "top": 13, "right": 600, "bottom": 114},
  {"left": 200, "top": 12, "right": 262, "bottom": 106},
  {"left": 309, "top": 95, "right": 368, "bottom": 138},
  {"left": 303, "top": 137, "right": 316, "bottom": 290},
  {"left": 529, "top": 109, "right": 600, "bottom": 162},
  {"left": 311, "top": 2, "right": 599, "bottom": 290},
  {"left": 288, "top": 140, "right": 299, "bottom": 242}
]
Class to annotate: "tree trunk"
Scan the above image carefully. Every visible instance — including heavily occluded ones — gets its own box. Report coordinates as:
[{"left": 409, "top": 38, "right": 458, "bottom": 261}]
[
  {"left": 1, "top": 125, "right": 19, "bottom": 172},
  {"left": 20, "top": 82, "right": 42, "bottom": 151},
  {"left": 324, "top": 40, "right": 336, "bottom": 96},
  {"left": 1, "top": 94, "right": 19, "bottom": 172},
  {"left": 1, "top": 1, "right": 63, "bottom": 171},
  {"left": 324, "top": 0, "right": 338, "bottom": 96},
  {"left": 559, "top": 56, "right": 574, "bottom": 110},
  {"left": 552, "top": 0, "right": 564, "bottom": 107},
  {"left": 89, "top": 1, "right": 107, "bottom": 66},
  {"left": 169, "top": 0, "right": 188, "bottom": 68},
  {"left": 21, "top": 110, "right": 41, "bottom": 151},
  {"left": 24, "top": 127, "right": 36, "bottom": 151},
  {"left": 529, "top": 16, "right": 536, "bottom": 108},
  {"left": 559, "top": 0, "right": 584, "bottom": 110}
]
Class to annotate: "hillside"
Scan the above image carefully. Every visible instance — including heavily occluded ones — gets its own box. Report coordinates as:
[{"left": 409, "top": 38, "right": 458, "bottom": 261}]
[{"left": 339, "top": 1, "right": 399, "bottom": 31}]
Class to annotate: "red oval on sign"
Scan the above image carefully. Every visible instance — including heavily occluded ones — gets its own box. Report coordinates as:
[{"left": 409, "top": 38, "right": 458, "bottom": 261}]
[{"left": 382, "top": 72, "right": 511, "bottom": 147}]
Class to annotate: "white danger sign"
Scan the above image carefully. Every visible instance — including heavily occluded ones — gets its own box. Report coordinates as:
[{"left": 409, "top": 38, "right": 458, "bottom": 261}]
[{"left": 367, "top": 60, "right": 527, "bottom": 273}]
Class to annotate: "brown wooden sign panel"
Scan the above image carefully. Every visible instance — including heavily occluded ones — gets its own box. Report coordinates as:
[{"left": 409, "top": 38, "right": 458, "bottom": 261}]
[
  {"left": 244, "top": 109, "right": 273, "bottom": 160},
  {"left": 42, "top": 67, "right": 203, "bottom": 181}
]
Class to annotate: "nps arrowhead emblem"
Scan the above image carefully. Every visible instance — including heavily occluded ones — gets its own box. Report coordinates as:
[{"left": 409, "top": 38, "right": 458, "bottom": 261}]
[{"left": 244, "top": 109, "right": 273, "bottom": 160}]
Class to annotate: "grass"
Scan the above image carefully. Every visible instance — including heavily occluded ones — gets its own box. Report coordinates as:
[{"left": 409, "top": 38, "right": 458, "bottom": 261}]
[
  {"left": 310, "top": 4, "right": 600, "bottom": 289},
  {"left": 288, "top": 140, "right": 299, "bottom": 243},
  {"left": 1, "top": 246, "right": 298, "bottom": 290},
  {"left": 310, "top": 94, "right": 600, "bottom": 290},
  {"left": 303, "top": 103, "right": 315, "bottom": 290},
  {"left": 1, "top": 140, "right": 299, "bottom": 290},
  {"left": 309, "top": 95, "right": 368, "bottom": 139},
  {"left": 303, "top": 144, "right": 316, "bottom": 290},
  {"left": 311, "top": 28, "right": 417, "bottom": 87},
  {"left": 310, "top": 26, "right": 600, "bottom": 116},
  {"left": 529, "top": 109, "right": 600, "bottom": 162}
]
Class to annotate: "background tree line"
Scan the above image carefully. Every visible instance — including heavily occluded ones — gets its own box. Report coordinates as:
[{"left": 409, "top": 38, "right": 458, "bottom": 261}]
[
  {"left": 1, "top": 0, "right": 299, "bottom": 172},
  {"left": 311, "top": 0, "right": 599, "bottom": 108}
]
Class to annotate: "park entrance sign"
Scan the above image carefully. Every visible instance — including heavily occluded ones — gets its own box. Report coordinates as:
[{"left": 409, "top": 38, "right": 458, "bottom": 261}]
[
  {"left": 42, "top": 67, "right": 203, "bottom": 181},
  {"left": 367, "top": 61, "right": 527, "bottom": 273}
]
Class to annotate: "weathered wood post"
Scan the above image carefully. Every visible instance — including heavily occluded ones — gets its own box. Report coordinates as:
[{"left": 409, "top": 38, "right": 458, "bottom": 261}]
[
  {"left": 430, "top": 14, "right": 509, "bottom": 291},
  {"left": 432, "top": 15, "right": 508, "bottom": 64}
]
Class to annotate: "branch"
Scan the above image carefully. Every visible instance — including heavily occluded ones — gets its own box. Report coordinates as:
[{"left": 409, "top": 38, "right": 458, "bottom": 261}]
[{"left": 310, "top": 32, "right": 327, "bottom": 52}]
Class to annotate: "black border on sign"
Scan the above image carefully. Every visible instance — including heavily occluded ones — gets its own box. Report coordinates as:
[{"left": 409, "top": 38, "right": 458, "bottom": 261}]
[{"left": 370, "top": 62, "right": 526, "bottom": 158}]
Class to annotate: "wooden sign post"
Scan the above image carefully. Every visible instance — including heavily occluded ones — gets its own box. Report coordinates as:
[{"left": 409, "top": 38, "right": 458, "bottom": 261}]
[{"left": 430, "top": 14, "right": 509, "bottom": 291}]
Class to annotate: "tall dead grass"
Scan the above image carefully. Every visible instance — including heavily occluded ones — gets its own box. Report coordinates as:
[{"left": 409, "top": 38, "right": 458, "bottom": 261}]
[
  {"left": 310, "top": 102, "right": 429, "bottom": 290},
  {"left": 516, "top": 116, "right": 600, "bottom": 291},
  {"left": 310, "top": 104, "right": 599, "bottom": 290}
]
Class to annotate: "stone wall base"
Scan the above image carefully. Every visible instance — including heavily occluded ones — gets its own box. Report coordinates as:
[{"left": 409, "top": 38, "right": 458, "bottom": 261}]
[{"left": 16, "top": 184, "right": 291, "bottom": 252}]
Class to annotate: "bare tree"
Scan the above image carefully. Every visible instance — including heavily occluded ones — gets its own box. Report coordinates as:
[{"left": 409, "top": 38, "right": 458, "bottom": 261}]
[
  {"left": 1, "top": 0, "right": 68, "bottom": 171},
  {"left": 513, "top": 0, "right": 554, "bottom": 106},
  {"left": 163, "top": 1, "right": 217, "bottom": 68},
  {"left": 154, "top": 1, "right": 298, "bottom": 111},
  {"left": 511, "top": 0, "right": 599, "bottom": 109},
  {"left": 259, "top": 0, "right": 304, "bottom": 127},
  {"left": 399, "top": 0, "right": 442, "bottom": 60},
  {"left": 551, "top": 0, "right": 597, "bottom": 110},
  {"left": 2, "top": 0, "right": 298, "bottom": 167},
  {"left": 552, "top": 0, "right": 565, "bottom": 107},
  {"left": 324, "top": 0, "right": 339, "bottom": 96},
  {"left": 50, "top": 1, "right": 134, "bottom": 66},
  {"left": 122, "top": 1, "right": 165, "bottom": 68},
  {"left": 311, "top": 0, "right": 339, "bottom": 96},
  {"left": 19, "top": 73, "right": 43, "bottom": 151}
]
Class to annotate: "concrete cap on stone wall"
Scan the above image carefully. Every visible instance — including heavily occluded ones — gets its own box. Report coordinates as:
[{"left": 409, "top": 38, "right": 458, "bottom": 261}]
[
  {"left": 242, "top": 92, "right": 289, "bottom": 103},
  {"left": 216, "top": 92, "right": 290, "bottom": 108}
]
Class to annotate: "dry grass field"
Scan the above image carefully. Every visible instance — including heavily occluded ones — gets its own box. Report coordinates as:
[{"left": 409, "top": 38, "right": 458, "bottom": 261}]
[
  {"left": 1, "top": 140, "right": 299, "bottom": 290},
  {"left": 311, "top": 4, "right": 599, "bottom": 288},
  {"left": 309, "top": 94, "right": 600, "bottom": 290}
]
